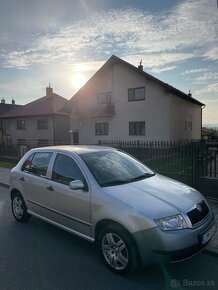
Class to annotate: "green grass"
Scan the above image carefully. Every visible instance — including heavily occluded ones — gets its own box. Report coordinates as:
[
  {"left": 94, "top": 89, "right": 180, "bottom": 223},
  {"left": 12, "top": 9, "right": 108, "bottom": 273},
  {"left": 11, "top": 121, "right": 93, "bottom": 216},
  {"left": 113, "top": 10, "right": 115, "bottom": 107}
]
[{"left": 0, "top": 161, "right": 17, "bottom": 169}]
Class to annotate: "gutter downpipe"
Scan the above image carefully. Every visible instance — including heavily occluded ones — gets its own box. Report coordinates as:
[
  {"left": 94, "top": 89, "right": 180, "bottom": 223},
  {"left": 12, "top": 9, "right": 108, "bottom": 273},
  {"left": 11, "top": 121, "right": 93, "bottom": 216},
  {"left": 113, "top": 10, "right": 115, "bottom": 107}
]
[{"left": 201, "top": 105, "right": 206, "bottom": 140}]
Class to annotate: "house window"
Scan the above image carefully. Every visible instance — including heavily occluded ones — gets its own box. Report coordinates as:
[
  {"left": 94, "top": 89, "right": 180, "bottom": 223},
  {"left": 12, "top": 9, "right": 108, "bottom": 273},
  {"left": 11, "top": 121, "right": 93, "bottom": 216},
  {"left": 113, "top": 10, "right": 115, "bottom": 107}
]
[
  {"left": 97, "top": 92, "right": 112, "bottom": 105},
  {"left": 129, "top": 122, "right": 145, "bottom": 136},
  {"left": 95, "top": 123, "right": 108, "bottom": 135},
  {"left": 37, "top": 119, "right": 48, "bottom": 130},
  {"left": 128, "top": 87, "right": 145, "bottom": 102},
  {"left": 17, "top": 120, "right": 26, "bottom": 130}
]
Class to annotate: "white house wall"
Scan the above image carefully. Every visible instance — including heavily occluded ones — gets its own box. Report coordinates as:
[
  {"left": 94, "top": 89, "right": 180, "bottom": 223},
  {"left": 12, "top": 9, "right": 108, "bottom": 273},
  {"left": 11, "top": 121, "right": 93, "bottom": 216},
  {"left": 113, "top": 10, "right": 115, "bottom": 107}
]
[
  {"left": 5, "top": 116, "right": 54, "bottom": 142},
  {"left": 71, "top": 62, "right": 202, "bottom": 143}
]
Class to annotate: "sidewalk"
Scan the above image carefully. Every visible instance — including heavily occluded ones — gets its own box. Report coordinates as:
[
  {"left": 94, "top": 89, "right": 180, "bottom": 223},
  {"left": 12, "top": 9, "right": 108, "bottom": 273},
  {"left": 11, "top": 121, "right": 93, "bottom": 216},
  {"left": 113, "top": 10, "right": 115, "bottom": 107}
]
[
  {"left": 205, "top": 200, "right": 218, "bottom": 256},
  {"left": 0, "top": 167, "right": 217, "bottom": 256},
  {"left": 0, "top": 167, "right": 10, "bottom": 187}
]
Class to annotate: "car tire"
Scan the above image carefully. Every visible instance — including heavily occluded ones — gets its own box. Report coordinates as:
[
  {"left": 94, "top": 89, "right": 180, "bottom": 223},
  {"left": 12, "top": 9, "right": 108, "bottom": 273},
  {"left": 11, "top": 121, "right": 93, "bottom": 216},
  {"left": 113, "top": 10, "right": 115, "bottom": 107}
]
[
  {"left": 98, "top": 224, "right": 139, "bottom": 274},
  {"left": 11, "top": 192, "right": 31, "bottom": 222}
]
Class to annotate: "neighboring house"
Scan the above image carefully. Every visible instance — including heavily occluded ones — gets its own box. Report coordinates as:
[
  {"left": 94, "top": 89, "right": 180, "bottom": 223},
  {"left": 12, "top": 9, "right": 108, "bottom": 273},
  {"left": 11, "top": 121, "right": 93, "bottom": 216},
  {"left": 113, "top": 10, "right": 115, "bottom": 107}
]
[
  {"left": 0, "top": 98, "right": 21, "bottom": 142},
  {"left": 202, "top": 127, "right": 218, "bottom": 141},
  {"left": 0, "top": 86, "right": 70, "bottom": 151},
  {"left": 69, "top": 55, "right": 204, "bottom": 144}
]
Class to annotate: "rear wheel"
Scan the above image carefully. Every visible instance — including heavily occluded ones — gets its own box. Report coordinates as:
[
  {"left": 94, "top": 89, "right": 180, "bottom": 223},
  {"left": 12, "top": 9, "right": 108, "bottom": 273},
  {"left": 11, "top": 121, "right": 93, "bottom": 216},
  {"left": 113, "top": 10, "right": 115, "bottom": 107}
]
[
  {"left": 11, "top": 192, "right": 31, "bottom": 222},
  {"left": 98, "top": 225, "right": 139, "bottom": 274}
]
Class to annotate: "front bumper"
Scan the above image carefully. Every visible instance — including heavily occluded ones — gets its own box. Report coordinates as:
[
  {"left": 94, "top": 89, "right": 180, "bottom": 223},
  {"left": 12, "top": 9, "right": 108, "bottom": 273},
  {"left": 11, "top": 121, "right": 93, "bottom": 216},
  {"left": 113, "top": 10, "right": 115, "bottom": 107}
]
[{"left": 133, "top": 212, "right": 216, "bottom": 265}]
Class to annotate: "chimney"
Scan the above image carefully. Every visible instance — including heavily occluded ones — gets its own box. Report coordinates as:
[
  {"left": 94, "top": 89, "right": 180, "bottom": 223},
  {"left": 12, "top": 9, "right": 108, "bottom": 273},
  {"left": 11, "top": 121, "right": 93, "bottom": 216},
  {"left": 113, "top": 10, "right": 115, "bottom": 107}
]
[
  {"left": 46, "top": 83, "right": 53, "bottom": 96},
  {"left": 138, "top": 60, "right": 143, "bottom": 71},
  {"left": 188, "top": 90, "right": 192, "bottom": 97},
  {"left": 12, "top": 98, "right": 15, "bottom": 105},
  {"left": 1, "top": 98, "right": 5, "bottom": 104}
]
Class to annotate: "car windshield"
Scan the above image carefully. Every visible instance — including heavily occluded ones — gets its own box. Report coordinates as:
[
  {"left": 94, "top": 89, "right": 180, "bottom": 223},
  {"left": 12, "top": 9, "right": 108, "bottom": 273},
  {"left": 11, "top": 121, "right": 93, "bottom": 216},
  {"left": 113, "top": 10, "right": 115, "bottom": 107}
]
[{"left": 80, "top": 150, "right": 155, "bottom": 187}]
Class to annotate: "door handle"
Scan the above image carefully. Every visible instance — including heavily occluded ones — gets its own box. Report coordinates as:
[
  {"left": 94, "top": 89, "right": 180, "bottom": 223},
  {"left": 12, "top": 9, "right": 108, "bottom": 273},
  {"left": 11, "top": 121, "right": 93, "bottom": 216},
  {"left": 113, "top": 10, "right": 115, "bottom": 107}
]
[
  {"left": 46, "top": 186, "right": 54, "bottom": 191},
  {"left": 20, "top": 177, "right": 25, "bottom": 182}
]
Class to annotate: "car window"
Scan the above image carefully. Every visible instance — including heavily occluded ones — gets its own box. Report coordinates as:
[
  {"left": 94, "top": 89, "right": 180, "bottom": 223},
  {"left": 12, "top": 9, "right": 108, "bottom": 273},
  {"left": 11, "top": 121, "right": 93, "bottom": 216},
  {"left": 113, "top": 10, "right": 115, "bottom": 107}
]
[
  {"left": 28, "top": 152, "right": 53, "bottom": 177},
  {"left": 21, "top": 153, "right": 34, "bottom": 172},
  {"left": 52, "top": 153, "right": 85, "bottom": 186}
]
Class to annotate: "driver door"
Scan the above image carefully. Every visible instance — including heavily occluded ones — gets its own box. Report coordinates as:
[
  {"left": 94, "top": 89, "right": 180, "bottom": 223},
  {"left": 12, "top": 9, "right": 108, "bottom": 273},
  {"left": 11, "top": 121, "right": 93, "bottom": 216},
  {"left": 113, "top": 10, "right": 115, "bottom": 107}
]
[{"left": 45, "top": 153, "right": 91, "bottom": 237}]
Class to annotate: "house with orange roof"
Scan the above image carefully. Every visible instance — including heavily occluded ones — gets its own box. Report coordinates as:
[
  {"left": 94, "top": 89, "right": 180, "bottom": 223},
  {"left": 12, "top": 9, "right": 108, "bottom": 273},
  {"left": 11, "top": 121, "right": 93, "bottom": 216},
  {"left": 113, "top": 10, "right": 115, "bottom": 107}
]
[{"left": 0, "top": 86, "right": 70, "bottom": 156}]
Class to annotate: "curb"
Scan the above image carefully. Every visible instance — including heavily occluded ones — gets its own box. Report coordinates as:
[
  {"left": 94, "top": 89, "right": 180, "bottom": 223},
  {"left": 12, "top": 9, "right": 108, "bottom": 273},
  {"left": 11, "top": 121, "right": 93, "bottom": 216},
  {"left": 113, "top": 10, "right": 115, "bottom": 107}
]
[
  {"left": 203, "top": 248, "right": 218, "bottom": 258},
  {"left": 0, "top": 182, "right": 9, "bottom": 189}
]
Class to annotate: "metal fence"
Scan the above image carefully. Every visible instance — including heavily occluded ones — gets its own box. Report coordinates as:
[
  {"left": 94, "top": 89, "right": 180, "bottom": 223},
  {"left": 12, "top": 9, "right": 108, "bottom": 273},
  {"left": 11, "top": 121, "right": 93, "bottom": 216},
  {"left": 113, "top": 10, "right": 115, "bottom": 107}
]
[
  {"left": 0, "top": 138, "right": 217, "bottom": 198},
  {"left": 98, "top": 140, "right": 218, "bottom": 198},
  {"left": 0, "top": 139, "right": 70, "bottom": 161}
]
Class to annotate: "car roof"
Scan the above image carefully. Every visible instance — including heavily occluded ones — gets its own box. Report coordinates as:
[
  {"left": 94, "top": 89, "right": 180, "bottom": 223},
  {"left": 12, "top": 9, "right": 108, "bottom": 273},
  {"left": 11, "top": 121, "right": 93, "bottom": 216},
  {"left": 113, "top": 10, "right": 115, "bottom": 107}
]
[{"left": 29, "top": 145, "right": 116, "bottom": 155}]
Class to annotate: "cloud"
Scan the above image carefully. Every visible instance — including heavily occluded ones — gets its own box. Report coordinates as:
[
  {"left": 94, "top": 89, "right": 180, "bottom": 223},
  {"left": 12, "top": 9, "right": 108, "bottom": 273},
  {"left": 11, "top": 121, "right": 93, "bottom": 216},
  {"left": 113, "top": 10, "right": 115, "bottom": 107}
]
[
  {"left": 204, "top": 47, "right": 218, "bottom": 61},
  {"left": 123, "top": 52, "right": 196, "bottom": 70},
  {"left": 192, "top": 72, "right": 218, "bottom": 84},
  {"left": 2, "top": 51, "right": 30, "bottom": 69},
  {"left": 194, "top": 83, "right": 218, "bottom": 95},
  {"left": 181, "top": 68, "right": 209, "bottom": 75},
  {"left": 0, "top": 77, "right": 44, "bottom": 104},
  {"left": 150, "top": 66, "right": 176, "bottom": 73},
  {"left": 201, "top": 99, "right": 218, "bottom": 104},
  {"left": 1, "top": 0, "right": 217, "bottom": 71}
]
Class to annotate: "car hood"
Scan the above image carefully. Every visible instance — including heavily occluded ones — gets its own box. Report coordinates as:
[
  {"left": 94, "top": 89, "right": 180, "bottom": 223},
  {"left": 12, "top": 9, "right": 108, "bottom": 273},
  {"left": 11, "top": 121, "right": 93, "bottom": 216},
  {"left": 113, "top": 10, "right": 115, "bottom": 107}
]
[{"left": 102, "top": 174, "right": 203, "bottom": 219}]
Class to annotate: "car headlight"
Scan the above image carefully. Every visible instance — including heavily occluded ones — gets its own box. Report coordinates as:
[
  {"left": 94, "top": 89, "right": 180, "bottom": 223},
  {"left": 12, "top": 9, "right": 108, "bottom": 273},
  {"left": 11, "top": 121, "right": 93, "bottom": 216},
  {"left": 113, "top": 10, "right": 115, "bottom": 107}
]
[{"left": 154, "top": 214, "right": 188, "bottom": 231}]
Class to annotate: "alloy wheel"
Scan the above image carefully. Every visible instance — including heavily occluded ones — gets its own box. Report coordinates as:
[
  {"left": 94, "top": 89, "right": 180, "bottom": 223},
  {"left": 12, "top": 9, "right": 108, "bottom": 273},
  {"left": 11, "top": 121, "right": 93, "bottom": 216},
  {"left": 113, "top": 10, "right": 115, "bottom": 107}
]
[
  {"left": 13, "top": 196, "right": 24, "bottom": 219},
  {"left": 102, "top": 232, "right": 129, "bottom": 270}
]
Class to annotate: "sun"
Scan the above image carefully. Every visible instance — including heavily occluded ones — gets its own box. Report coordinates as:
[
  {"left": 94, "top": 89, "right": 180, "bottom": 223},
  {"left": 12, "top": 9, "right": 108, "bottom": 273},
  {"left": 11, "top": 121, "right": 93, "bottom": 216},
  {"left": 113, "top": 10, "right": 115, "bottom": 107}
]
[{"left": 71, "top": 73, "right": 86, "bottom": 89}]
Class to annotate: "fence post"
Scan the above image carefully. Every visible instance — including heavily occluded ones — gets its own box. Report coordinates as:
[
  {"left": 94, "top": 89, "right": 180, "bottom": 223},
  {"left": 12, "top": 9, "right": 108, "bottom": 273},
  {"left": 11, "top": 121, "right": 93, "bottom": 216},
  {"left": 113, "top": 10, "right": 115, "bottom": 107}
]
[{"left": 191, "top": 142, "right": 199, "bottom": 189}]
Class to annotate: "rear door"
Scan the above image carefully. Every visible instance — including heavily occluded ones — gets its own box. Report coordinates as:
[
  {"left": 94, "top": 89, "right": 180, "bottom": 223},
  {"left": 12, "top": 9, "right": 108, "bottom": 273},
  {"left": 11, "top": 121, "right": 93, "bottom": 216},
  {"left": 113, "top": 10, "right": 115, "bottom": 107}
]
[{"left": 20, "top": 151, "right": 53, "bottom": 217}]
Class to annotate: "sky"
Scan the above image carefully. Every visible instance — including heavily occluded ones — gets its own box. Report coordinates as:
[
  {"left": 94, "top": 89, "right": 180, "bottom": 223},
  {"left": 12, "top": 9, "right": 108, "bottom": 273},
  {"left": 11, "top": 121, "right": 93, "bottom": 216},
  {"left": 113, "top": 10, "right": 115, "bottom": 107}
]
[{"left": 0, "top": 0, "right": 217, "bottom": 126}]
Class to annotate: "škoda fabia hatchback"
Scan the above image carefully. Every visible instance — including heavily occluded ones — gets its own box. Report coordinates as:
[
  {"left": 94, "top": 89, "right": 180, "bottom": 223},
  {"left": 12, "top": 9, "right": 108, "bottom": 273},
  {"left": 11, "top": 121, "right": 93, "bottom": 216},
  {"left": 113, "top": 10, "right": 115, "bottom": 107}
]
[{"left": 10, "top": 146, "right": 216, "bottom": 274}]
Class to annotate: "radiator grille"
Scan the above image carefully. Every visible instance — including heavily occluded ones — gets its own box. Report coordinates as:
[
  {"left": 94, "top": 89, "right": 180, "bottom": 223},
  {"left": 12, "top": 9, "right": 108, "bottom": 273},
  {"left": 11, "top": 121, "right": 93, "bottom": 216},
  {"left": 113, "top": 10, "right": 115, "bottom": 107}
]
[{"left": 187, "top": 201, "right": 209, "bottom": 226}]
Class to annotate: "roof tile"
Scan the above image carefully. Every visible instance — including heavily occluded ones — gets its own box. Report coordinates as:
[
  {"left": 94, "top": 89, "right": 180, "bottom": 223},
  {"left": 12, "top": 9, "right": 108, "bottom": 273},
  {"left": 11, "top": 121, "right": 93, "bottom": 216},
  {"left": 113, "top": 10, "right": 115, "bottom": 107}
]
[{"left": 0, "top": 94, "right": 69, "bottom": 118}]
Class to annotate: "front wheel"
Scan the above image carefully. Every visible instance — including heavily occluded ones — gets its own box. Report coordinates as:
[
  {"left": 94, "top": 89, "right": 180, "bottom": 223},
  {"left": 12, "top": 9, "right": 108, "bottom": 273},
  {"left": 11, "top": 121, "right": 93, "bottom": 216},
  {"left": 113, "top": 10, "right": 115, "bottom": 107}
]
[
  {"left": 11, "top": 192, "right": 31, "bottom": 222},
  {"left": 98, "top": 225, "right": 139, "bottom": 274}
]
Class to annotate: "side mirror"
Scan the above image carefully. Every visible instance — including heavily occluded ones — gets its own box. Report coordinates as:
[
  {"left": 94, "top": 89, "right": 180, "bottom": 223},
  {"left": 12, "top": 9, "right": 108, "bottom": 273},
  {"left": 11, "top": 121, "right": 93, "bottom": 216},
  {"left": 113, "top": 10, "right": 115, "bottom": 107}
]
[{"left": 69, "top": 180, "right": 84, "bottom": 190}]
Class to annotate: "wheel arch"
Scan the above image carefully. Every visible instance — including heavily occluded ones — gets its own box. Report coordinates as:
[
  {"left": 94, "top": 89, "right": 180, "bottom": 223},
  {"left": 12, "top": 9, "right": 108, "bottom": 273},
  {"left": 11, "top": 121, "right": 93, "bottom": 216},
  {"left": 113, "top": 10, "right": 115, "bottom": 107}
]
[
  {"left": 95, "top": 220, "right": 139, "bottom": 253},
  {"left": 95, "top": 219, "right": 125, "bottom": 240},
  {"left": 95, "top": 219, "right": 141, "bottom": 270},
  {"left": 10, "top": 188, "right": 21, "bottom": 200}
]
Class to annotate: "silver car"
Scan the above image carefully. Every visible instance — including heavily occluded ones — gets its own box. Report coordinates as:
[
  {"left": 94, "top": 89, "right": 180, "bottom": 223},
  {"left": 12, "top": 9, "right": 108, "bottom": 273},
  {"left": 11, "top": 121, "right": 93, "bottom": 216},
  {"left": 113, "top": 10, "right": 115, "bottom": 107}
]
[{"left": 10, "top": 146, "right": 216, "bottom": 274}]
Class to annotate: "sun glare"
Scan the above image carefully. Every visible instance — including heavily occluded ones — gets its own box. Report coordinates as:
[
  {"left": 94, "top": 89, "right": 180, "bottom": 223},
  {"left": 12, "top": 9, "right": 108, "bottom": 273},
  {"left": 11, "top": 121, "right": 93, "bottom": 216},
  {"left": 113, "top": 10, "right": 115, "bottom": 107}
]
[
  {"left": 74, "top": 63, "right": 89, "bottom": 72},
  {"left": 71, "top": 73, "right": 86, "bottom": 89}
]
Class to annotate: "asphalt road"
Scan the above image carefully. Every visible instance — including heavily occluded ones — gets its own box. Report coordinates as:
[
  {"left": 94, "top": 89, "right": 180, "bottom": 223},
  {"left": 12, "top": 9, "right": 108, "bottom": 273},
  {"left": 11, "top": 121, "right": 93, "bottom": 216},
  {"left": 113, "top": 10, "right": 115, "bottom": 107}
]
[{"left": 0, "top": 185, "right": 218, "bottom": 290}]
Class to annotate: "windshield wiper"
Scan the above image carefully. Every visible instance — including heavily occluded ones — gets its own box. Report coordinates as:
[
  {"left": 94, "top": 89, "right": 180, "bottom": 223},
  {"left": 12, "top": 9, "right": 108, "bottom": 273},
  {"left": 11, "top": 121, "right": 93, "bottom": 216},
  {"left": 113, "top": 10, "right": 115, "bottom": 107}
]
[
  {"left": 101, "top": 179, "right": 130, "bottom": 187},
  {"left": 129, "top": 172, "right": 155, "bottom": 182},
  {"left": 101, "top": 173, "right": 155, "bottom": 187}
]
